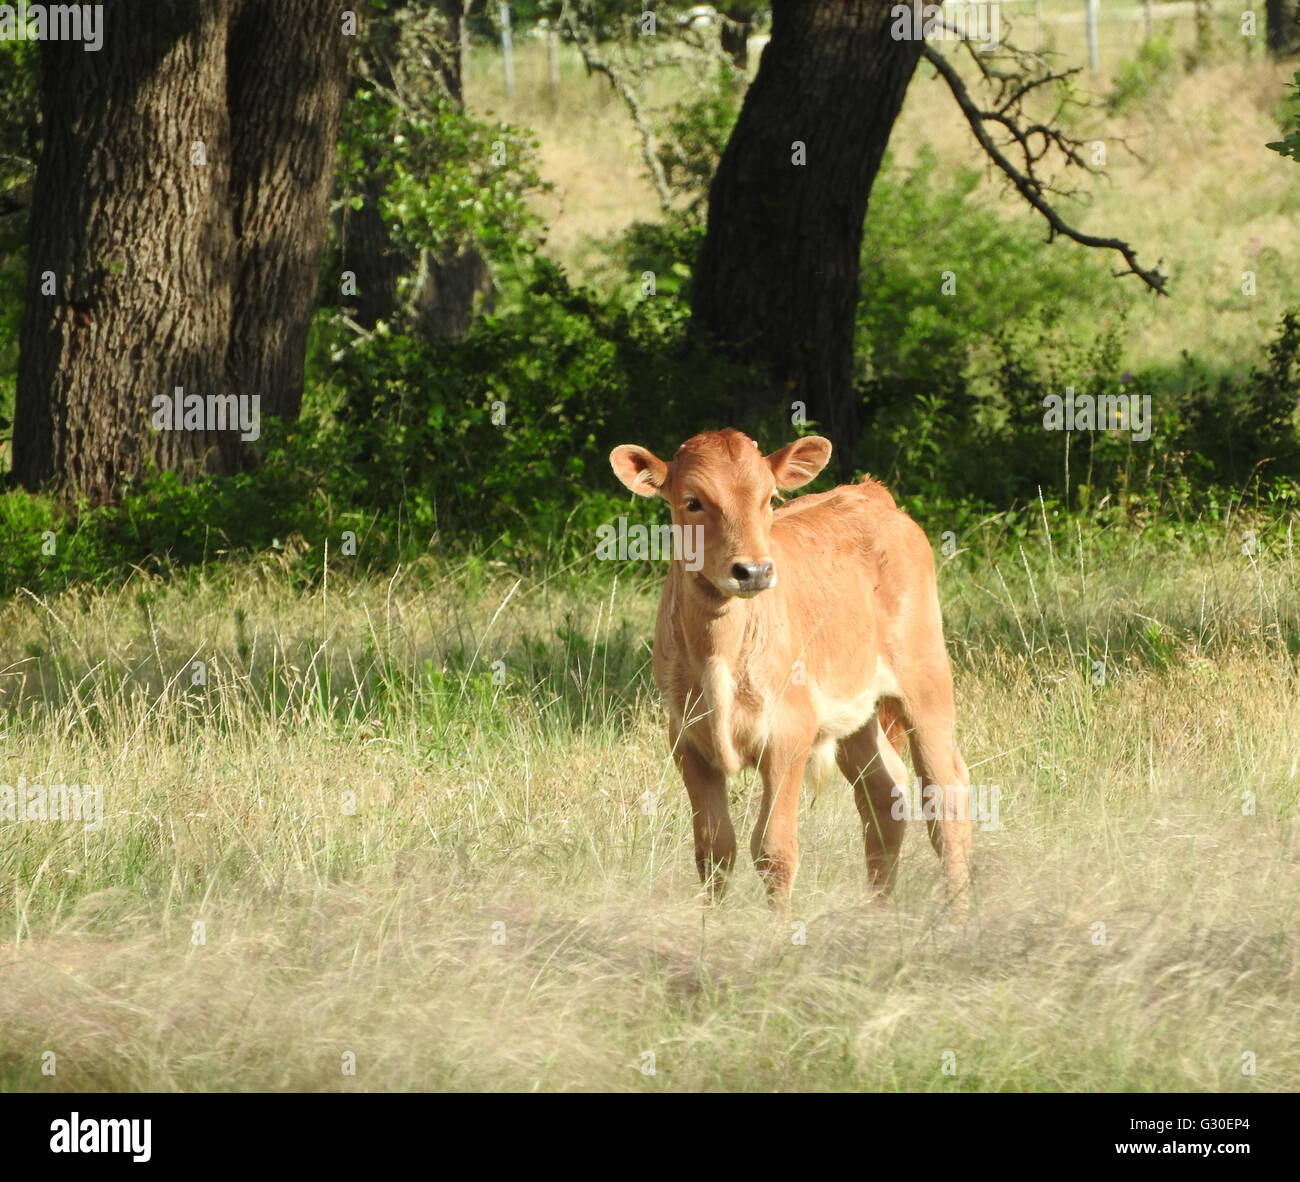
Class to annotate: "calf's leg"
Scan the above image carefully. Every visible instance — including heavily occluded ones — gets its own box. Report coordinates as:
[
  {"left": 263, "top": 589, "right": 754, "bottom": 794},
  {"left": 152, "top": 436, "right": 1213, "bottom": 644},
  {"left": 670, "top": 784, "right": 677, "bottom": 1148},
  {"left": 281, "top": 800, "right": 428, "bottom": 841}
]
[
  {"left": 837, "top": 715, "right": 910, "bottom": 896},
  {"left": 752, "top": 742, "right": 808, "bottom": 909},
  {"left": 902, "top": 688, "right": 972, "bottom": 905},
  {"left": 676, "top": 743, "right": 736, "bottom": 900}
]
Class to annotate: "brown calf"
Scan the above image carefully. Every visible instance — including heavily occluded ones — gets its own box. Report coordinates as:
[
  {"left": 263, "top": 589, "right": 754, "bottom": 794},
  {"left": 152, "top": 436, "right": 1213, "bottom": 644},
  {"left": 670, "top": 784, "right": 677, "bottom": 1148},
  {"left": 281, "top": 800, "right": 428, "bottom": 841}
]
[{"left": 610, "top": 429, "right": 971, "bottom": 907}]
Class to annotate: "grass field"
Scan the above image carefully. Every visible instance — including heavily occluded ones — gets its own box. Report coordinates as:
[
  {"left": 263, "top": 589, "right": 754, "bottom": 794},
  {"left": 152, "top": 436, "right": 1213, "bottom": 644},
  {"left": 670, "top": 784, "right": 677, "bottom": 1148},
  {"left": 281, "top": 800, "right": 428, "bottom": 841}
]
[
  {"left": 2, "top": 23, "right": 1298, "bottom": 1095},
  {"left": 2, "top": 511, "right": 1297, "bottom": 1091}
]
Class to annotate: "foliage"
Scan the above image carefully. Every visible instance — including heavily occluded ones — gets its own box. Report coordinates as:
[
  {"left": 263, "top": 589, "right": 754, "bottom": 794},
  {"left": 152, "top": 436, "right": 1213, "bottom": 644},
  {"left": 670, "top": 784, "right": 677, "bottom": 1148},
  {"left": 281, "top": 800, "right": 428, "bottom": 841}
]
[
  {"left": 315, "top": 256, "right": 747, "bottom": 553},
  {"left": 0, "top": 429, "right": 330, "bottom": 596},
  {"left": 336, "top": 86, "right": 547, "bottom": 277},
  {"left": 856, "top": 148, "right": 1123, "bottom": 408},
  {"left": 602, "top": 85, "right": 736, "bottom": 297},
  {"left": 655, "top": 88, "right": 741, "bottom": 221},
  {"left": 1266, "top": 70, "right": 1300, "bottom": 163},
  {"left": 5, "top": 39, "right": 1300, "bottom": 600},
  {"left": 0, "top": 38, "right": 37, "bottom": 191}
]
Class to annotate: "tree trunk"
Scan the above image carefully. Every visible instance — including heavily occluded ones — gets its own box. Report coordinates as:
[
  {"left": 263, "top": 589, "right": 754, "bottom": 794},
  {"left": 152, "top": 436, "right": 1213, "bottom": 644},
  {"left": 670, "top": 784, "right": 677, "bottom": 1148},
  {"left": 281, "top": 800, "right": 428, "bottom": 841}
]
[
  {"left": 1266, "top": 0, "right": 1300, "bottom": 54},
  {"left": 13, "top": 0, "right": 236, "bottom": 500},
  {"left": 691, "top": 0, "right": 923, "bottom": 469},
  {"left": 720, "top": 6, "right": 754, "bottom": 71},
  {"left": 434, "top": 0, "right": 468, "bottom": 102},
  {"left": 13, "top": 0, "right": 348, "bottom": 500},
  {"left": 227, "top": 0, "right": 349, "bottom": 427},
  {"left": 410, "top": 244, "right": 494, "bottom": 339},
  {"left": 339, "top": 2, "right": 405, "bottom": 330}
]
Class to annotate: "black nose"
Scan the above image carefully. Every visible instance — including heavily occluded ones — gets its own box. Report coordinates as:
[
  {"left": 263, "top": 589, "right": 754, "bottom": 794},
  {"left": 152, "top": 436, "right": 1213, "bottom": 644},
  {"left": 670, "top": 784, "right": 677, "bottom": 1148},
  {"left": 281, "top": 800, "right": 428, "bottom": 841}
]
[{"left": 731, "top": 561, "right": 774, "bottom": 585}]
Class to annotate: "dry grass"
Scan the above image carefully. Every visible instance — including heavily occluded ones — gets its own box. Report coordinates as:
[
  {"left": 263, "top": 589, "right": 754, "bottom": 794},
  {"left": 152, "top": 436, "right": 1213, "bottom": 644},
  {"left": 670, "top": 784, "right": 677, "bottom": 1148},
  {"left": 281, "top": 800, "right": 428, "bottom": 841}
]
[
  {"left": 465, "top": 41, "right": 662, "bottom": 272},
  {"left": 2, "top": 516, "right": 1297, "bottom": 1091}
]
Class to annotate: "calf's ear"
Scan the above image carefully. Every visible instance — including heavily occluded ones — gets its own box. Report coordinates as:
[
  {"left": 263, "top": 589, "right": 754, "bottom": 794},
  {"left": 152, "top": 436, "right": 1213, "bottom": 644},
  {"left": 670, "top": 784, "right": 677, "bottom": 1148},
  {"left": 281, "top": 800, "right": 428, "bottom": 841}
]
[
  {"left": 610, "top": 445, "right": 669, "bottom": 497},
  {"left": 767, "top": 436, "right": 832, "bottom": 490}
]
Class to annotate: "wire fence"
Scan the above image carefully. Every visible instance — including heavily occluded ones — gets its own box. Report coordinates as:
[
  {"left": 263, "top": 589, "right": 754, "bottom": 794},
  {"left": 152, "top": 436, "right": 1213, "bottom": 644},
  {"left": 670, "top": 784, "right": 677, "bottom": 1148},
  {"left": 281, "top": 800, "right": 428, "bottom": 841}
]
[
  {"left": 740, "top": 3, "right": 1267, "bottom": 75},
  {"left": 947, "top": 1, "right": 1266, "bottom": 73}
]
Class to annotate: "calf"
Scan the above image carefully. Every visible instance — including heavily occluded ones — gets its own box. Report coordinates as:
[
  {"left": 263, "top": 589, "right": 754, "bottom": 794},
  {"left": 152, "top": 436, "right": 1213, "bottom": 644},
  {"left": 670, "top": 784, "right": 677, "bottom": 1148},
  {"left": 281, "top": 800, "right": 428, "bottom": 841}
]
[{"left": 610, "top": 429, "right": 971, "bottom": 907}]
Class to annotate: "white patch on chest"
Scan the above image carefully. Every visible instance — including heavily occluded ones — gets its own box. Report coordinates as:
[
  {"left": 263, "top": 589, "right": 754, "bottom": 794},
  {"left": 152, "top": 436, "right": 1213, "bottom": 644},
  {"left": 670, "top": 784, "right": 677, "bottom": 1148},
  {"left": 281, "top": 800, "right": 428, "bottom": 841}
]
[
  {"left": 807, "top": 660, "right": 901, "bottom": 743},
  {"left": 701, "top": 656, "right": 743, "bottom": 775},
  {"left": 685, "top": 654, "right": 900, "bottom": 782},
  {"left": 801, "top": 661, "right": 901, "bottom": 796}
]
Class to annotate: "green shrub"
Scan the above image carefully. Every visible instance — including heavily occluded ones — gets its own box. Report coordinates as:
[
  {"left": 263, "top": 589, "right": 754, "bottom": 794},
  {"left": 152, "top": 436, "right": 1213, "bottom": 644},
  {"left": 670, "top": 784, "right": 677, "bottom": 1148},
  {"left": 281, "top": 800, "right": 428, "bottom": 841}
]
[
  {"left": 0, "top": 429, "right": 330, "bottom": 596},
  {"left": 5, "top": 64, "right": 1298, "bottom": 599},
  {"left": 1266, "top": 70, "right": 1300, "bottom": 164},
  {"left": 310, "top": 256, "right": 752, "bottom": 556},
  {"left": 337, "top": 86, "right": 546, "bottom": 271}
]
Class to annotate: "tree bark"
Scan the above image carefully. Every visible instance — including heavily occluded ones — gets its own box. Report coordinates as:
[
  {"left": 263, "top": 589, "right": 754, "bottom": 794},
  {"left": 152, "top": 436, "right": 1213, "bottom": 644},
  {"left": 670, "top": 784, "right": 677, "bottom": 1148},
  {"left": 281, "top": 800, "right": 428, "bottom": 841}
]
[
  {"left": 691, "top": 0, "right": 923, "bottom": 469},
  {"left": 339, "top": 1, "right": 404, "bottom": 330},
  {"left": 1266, "top": 0, "right": 1300, "bottom": 54},
  {"left": 13, "top": 0, "right": 348, "bottom": 500},
  {"left": 434, "top": 0, "right": 468, "bottom": 102},
  {"left": 720, "top": 6, "right": 755, "bottom": 70},
  {"left": 227, "top": 0, "right": 349, "bottom": 428},
  {"left": 14, "top": 0, "right": 236, "bottom": 500}
]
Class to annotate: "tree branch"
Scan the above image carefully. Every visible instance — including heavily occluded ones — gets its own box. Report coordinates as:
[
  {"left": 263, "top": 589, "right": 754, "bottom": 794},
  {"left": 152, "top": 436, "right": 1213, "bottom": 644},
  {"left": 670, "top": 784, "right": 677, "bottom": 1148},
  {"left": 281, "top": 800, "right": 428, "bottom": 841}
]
[
  {"left": 558, "top": 1, "right": 675, "bottom": 213},
  {"left": 923, "top": 44, "right": 1166, "bottom": 294}
]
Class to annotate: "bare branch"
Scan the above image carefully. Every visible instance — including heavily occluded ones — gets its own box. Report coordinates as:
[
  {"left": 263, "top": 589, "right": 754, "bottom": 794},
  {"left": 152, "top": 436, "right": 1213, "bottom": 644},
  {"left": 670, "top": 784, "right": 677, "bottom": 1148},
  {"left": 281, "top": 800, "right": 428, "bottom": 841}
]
[
  {"left": 557, "top": 2, "right": 674, "bottom": 212},
  {"left": 923, "top": 44, "right": 1167, "bottom": 295},
  {"left": 556, "top": 1, "right": 742, "bottom": 218}
]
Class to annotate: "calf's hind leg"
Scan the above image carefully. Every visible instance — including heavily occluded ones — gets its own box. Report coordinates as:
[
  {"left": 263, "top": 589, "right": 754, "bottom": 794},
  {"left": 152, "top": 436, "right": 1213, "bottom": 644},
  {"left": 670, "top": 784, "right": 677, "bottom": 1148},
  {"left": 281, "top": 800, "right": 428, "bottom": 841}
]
[
  {"left": 836, "top": 715, "right": 910, "bottom": 896},
  {"left": 901, "top": 682, "right": 972, "bottom": 903}
]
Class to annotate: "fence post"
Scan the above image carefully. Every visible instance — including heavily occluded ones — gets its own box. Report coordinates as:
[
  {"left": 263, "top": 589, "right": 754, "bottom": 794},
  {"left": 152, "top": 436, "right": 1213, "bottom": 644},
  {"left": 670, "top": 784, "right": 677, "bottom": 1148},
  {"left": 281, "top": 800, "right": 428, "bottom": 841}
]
[
  {"left": 1143, "top": 0, "right": 1153, "bottom": 41},
  {"left": 1194, "top": 0, "right": 1213, "bottom": 57},
  {"left": 499, "top": 2, "right": 515, "bottom": 98},
  {"left": 1086, "top": 0, "right": 1100, "bottom": 72},
  {"left": 547, "top": 23, "right": 560, "bottom": 92}
]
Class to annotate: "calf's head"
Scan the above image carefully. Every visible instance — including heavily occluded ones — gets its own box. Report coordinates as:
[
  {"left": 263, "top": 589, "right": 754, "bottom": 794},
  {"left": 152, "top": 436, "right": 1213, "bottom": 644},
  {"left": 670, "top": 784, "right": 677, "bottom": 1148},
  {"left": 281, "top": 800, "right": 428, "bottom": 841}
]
[{"left": 609, "top": 429, "right": 832, "bottom": 598}]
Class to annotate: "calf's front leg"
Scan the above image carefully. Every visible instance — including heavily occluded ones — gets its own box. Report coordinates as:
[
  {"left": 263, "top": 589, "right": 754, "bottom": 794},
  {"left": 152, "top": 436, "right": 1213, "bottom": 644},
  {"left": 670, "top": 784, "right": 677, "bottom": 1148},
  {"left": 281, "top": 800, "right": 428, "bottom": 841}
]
[
  {"left": 675, "top": 742, "right": 736, "bottom": 901},
  {"left": 752, "top": 742, "right": 809, "bottom": 910}
]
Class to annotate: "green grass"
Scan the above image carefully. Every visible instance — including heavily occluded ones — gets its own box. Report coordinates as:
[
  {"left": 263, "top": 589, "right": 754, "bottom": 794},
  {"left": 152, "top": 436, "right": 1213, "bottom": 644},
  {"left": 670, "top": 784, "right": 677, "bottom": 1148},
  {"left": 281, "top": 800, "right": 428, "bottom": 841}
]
[{"left": 1, "top": 511, "right": 1297, "bottom": 1091}]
